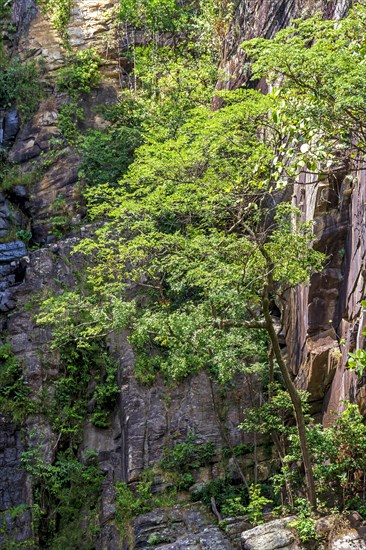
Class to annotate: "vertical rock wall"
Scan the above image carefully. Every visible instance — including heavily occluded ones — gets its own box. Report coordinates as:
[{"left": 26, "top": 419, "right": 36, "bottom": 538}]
[{"left": 289, "top": 168, "right": 366, "bottom": 422}]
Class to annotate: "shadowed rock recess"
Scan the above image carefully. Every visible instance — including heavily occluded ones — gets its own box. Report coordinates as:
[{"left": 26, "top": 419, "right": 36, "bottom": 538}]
[{"left": 1, "top": 0, "right": 366, "bottom": 548}]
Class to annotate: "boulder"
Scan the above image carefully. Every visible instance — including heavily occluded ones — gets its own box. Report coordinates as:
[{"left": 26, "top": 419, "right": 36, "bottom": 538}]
[{"left": 241, "top": 518, "right": 301, "bottom": 550}]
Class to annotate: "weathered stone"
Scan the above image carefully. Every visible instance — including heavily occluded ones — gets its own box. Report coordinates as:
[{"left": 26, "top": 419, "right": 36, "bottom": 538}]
[
  {"left": 330, "top": 531, "right": 366, "bottom": 550},
  {"left": 240, "top": 518, "right": 300, "bottom": 550},
  {"left": 221, "top": 517, "right": 252, "bottom": 549},
  {"left": 133, "top": 504, "right": 233, "bottom": 549},
  {"left": 0, "top": 415, "right": 32, "bottom": 548},
  {"left": 288, "top": 164, "right": 366, "bottom": 420},
  {"left": 3, "top": 109, "right": 20, "bottom": 146},
  {"left": 0, "top": 241, "right": 27, "bottom": 263}
]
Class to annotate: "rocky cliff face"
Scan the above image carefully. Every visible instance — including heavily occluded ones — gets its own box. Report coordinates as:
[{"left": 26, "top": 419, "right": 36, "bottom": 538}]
[{"left": 0, "top": 0, "right": 364, "bottom": 548}]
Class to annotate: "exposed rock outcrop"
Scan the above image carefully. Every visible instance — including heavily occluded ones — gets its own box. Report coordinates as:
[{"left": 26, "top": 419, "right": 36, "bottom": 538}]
[
  {"left": 0, "top": 415, "right": 32, "bottom": 549},
  {"left": 287, "top": 167, "right": 366, "bottom": 420},
  {"left": 241, "top": 518, "right": 300, "bottom": 550},
  {"left": 132, "top": 503, "right": 234, "bottom": 549}
]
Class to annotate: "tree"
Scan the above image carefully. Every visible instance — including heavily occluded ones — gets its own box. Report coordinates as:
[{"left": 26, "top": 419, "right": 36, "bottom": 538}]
[
  {"left": 243, "top": 5, "right": 366, "bottom": 174},
  {"left": 37, "top": 87, "right": 324, "bottom": 507}
]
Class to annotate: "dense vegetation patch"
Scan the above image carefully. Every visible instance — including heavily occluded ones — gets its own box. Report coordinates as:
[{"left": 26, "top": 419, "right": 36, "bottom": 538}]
[
  {"left": 15, "top": 2, "right": 366, "bottom": 546},
  {"left": 0, "top": 344, "right": 29, "bottom": 421},
  {"left": 0, "top": 57, "right": 43, "bottom": 121},
  {"left": 22, "top": 448, "right": 103, "bottom": 549}
]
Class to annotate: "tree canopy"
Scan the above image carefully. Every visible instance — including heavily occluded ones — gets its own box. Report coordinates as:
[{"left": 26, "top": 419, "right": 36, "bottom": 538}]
[{"left": 35, "top": 3, "right": 366, "bottom": 511}]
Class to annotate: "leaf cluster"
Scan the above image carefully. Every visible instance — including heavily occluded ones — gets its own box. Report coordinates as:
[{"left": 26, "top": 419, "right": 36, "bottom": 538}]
[
  {"left": 0, "top": 343, "right": 29, "bottom": 422},
  {"left": 245, "top": 393, "right": 366, "bottom": 512},
  {"left": 22, "top": 447, "right": 103, "bottom": 549},
  {"left": 0, "top": 57, "right": 43, "bottom": 121},
  {"left": 57, "top": 48, "right": 102, "bottom": 97}
]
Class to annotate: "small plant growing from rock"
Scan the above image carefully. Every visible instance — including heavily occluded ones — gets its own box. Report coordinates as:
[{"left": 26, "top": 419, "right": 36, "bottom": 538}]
[
  {"left": 57, "top": 49, "right": 102, "bottom": 97},
  {"left": 347, "top": 348, "right": 366, "bottom": 378},
  {"left": 289, "top": 499, "right": 318, "bottom": 543}
]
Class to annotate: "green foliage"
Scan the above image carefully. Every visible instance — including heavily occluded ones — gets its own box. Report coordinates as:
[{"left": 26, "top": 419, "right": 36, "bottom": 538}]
[
  {"left": 119, "top": 0, "right": 196, "bottom": 32},
  {"left": 289, "top": 499, "right": 317, "bottom": 543},
  {"left": 79, "top": 126, "right": 142, "bottom": 186},
  {"left": 249, "top": 395, "right": 366, "bottom": 512},
  {"left": 0, "top": 343, "right": 29, "bottom": 422},
  {"left": 22, "top": 447, "right": 103, "bottom": 549},
  {"left": 0, "top": 164, "right": 41, "bottom": 192},
  {"left": 159, "top": 435, "right": 216, "bottom": 491},
  {"left": 57, "top": 101, "right": 84, "bottom": 145},
  {"left": 219, "top": 483, "right": 273, "bottom": 525},
  {"left": 0, "top": 57, "right": 43, "bottom": 121},
  {"left": 161, "top": 434, "right": 215, "bottom": 471},
  {"left": 347, "top": 348, "right": 366, "bottom": 377},
  {"left": 0, "top": 0, "right": 12, "bottom": 19},
  {"left": 43, "top": 344, "right": 119, "bottom": 442},
  {"left": 241, "top": 386, "right": 311, "bottom": 437},
  {"left": 49, "top": 194, "right": 73, "bottom": 238},
  {"left": 192, "top": 476, "right": 248, "bottom": 514},
  {"left": 242, "top": 484, "right": 272, "bottom": 525},
  {"left": 242, "top": 5, "right": 366, "bottom": 166},
  {"left": 16, "top": 229, "right": 32, "bottom": 243},
  {"left": 115, "top": 479, "right": 175, "bottom": 540},
  {"left": 91, "top": 362, "right": 120, "bottom": 428},
  {"left": 57, "top": 49, "right": 101, "bottom": 97},
  {"left": 39, "top": 0, "right": 73, "bottom": 45}
]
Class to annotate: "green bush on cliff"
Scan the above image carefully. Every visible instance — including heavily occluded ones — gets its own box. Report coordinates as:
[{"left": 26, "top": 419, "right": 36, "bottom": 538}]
[
  {"left": 119, "top": 0, "right": 196, "bottom": 32},
  {"left": 161, "top": 435, "right": 215, "bottom": 471},
  {"left": 45, "top": 344, "right": 119, "bottom": 443},
  {"left": 57, "top": 101, "right": 84, "bottom": 145},
  {"left": 57, "top": 48, "right": 102, "bottom": 96},
  {"left": 79, "top": 126, "right": 142, "bottom": 186},
  {"left": 0, "top": 344, "right": 29, "bottom": 422},
  {"left": 0, "top": 57, "right": 43, "bottom": 120},
  {"left": 115, "top": 479, "right": 176, "bottom": 541},
  {"left": 22, "top": 447, "right": 103, "bottom": 549}
]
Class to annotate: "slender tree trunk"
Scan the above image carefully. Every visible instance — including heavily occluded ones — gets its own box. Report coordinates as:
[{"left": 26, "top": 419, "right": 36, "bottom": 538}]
[{"left": 262, "top": 292, "right": 317, "bottom": 510}]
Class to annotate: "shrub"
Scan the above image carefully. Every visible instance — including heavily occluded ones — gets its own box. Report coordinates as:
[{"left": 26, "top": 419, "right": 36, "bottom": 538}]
[
  {"left": 79, "top": 126, "right": 142, "bottom": 186},
  {"left": 57, "top": 49, "right": 102, "bottom": 96},
  {"left": 0, "top": 164, "right": 41, "bottom": 192},
  {"left": 115, "top": 479, "right": 175, "bottom": 540},
  {"left": 0, "top": 343, "right": 29, "bottom": 422},
  {"left": 57, "top": 101, "right": 84, "bottom": 144},
  {"left": 49, "top": 194, "right": 72, "bottom": 237},
  {"left": 289, "top": 499, "right": 318, "bottom": 543},
  {"left": 22, "top": 447, "right": 103, "bottom": 549},
  {"left": 161, "top": 434, "right": 215, "bottom": 471},
  {"left": 0, "top": 58, "right": 43, "bottom": 120},
  {"left": 119, "top": 0, "right": 195, "bottom": 32},
  {"left": 192, "top": 476, "right": 249, "bottom": 514}
]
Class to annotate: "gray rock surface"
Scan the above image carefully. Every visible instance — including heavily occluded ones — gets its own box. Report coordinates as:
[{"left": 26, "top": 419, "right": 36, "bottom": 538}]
[
  {"left": 133, "top": 504, "right": 233, "bottom": 549},
  {"left": 241, "top": 518, "right": 300, "bottom": 550},
  {"left": 3, "top": 108, "right": 20, "bottom": 147},
  {"left": 0, "top": 240, "right": 27, "bottom": 263},
  {"left": 0, "top": 415, "right": 32, "bottom": 548},
  {"left": 330, "top": 532, "right": 366, "bottom": 550}
]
